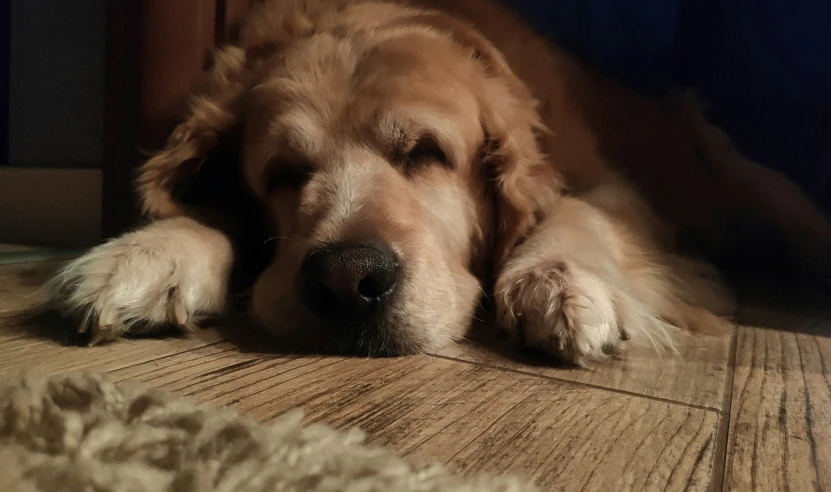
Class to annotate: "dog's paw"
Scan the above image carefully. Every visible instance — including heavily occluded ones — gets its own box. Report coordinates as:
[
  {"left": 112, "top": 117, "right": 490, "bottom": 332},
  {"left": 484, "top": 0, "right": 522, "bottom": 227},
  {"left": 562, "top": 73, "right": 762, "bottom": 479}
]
[
  {"left": 47, "top": 220, "right": 230, "bottom": 345},
  {"left": 495, "top": 261, "right": 626, "bottom": 366}
]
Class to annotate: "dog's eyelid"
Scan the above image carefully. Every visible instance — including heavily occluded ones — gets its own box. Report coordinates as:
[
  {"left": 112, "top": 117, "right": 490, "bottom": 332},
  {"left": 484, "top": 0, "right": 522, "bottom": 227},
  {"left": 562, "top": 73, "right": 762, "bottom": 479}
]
[
  {"left": 404, "top": 134, "right": 452, "bottom": 170},
  {"left": 264, "top": 159, "right": 312, "bottom": 194}
]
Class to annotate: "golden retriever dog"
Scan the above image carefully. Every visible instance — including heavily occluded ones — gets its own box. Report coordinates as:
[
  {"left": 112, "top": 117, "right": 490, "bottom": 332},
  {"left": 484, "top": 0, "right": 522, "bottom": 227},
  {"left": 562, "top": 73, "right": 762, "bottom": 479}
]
[{"left": 48, "top": 0, "right": 831, "bottom": 364}]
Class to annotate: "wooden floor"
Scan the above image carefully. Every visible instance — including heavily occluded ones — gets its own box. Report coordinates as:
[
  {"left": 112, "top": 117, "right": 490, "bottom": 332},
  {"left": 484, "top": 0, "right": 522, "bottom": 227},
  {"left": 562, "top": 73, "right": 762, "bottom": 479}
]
[{"left": 1, "top": 259, "right": 829, "bottom": 491}]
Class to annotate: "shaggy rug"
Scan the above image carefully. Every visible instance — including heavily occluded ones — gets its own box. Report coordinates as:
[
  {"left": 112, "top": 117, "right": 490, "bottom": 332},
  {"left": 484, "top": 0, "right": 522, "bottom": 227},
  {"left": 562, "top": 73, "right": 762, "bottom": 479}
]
[{"left": 0, "top": 373, "right": 536, "bottom": 492}]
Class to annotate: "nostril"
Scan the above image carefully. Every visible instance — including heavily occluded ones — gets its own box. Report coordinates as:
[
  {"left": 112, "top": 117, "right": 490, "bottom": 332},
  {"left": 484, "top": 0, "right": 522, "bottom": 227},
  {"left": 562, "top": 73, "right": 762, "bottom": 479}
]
[
  {"left": 357, "top": 272, "right": 396, "bottom": 300},
  {"left": 306, "top": 281, "right": 336, "bottom": 310}
]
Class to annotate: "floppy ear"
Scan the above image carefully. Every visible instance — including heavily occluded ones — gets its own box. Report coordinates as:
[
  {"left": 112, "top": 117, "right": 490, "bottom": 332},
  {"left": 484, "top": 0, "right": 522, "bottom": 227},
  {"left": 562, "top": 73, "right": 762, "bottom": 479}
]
[
  {"left": 478, "top": 69, "right": 562, "bottom": 269},
  {"left": 135, "top": 43, "right": 272, "bottom": 219},
  {"left": 136, "top": 46, "right": 248, "bottom": 218},
  {"left": 409, "top": 12, "right": 563, "bottom": 268}
]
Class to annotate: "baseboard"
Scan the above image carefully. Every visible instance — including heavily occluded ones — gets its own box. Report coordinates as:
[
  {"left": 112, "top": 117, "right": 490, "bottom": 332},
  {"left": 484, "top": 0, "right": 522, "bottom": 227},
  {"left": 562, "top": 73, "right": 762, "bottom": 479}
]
[{"left": 0, "top": 168, "right": 102, "bottom": 247}]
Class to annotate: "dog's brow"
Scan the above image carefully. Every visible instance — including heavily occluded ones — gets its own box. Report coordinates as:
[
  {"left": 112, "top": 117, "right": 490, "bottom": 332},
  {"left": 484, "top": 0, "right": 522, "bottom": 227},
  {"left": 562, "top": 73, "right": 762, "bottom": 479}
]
[
  {"left": 378, "top": 109, "right": 465, "bottom": 166},
  {"left": 270, "top": 110, "right": 322, "bottom": 158}
]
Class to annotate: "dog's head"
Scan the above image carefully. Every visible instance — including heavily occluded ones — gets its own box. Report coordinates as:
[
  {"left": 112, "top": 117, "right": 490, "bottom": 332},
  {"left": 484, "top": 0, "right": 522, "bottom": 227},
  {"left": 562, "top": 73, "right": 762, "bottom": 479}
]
[{"left": 137, "top": 4, "right": 560, "bottom": 355}]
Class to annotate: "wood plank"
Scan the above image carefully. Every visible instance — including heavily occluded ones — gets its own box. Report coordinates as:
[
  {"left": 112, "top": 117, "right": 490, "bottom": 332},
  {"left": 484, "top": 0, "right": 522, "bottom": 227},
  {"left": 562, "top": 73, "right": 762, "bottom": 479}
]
[
  {"left": 435, "top": 325, "right": 733, "bottom": 410},
  {"left": 0, "top": 259, "right": 725, "bottom": 490},
  {"left": 0, "top": 328, "right": 225, "bottom": 380},
  {"left": 111, "top": 348, "right": 720, "bottom": 491},
  {"left": 0, "top": 261, "right": 732, "bottom": 412},
  {"left": 724, "top": 308, "right": 831, "bottom": 491}
]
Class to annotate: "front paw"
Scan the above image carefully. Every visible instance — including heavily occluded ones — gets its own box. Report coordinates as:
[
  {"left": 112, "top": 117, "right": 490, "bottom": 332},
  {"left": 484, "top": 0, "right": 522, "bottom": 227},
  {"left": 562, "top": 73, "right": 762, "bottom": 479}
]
[
  {"left": 47, "top": 225, "right": 229, "bottom": 345},
  {"left": 495, "top": 261, "right": 625, "bottom": 366}
]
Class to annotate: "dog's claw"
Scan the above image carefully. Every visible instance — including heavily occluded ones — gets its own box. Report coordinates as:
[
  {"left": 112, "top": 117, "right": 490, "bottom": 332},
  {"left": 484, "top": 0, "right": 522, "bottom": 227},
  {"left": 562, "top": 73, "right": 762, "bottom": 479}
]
[
  {"left": 99, "top": 308, "right": 117, "bottom": 328},
  {"left": 173, "top": 302, "right": 189, "bottom": 327},
  {"left": 87, "top": 309, "right": 122, "bottom": 346},
  {"left": 88, "top": 328, "right": 108, "bottom": 347}
]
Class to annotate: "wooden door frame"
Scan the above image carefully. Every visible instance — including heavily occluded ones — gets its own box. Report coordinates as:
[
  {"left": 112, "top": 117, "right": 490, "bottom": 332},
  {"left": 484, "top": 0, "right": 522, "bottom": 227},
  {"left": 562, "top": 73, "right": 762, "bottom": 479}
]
[{"left": 102, "top": 0, "right": 250, "bottom": 239}]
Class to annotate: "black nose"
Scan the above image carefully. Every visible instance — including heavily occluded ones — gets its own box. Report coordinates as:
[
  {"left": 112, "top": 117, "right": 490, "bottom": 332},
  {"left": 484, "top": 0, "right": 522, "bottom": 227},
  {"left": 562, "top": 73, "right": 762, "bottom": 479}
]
[{"left": 299, "top": 244, "right": 399, "bottom": 325}]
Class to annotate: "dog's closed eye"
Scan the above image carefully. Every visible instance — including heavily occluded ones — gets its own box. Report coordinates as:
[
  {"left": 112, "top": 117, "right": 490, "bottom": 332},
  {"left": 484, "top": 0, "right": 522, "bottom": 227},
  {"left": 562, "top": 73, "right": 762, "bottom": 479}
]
[
  {"left": 398, "top": 136, "right": 451, "bottom": 173},
  {"left": 265, "top": 161, "right": 312, "bottom": 194}
]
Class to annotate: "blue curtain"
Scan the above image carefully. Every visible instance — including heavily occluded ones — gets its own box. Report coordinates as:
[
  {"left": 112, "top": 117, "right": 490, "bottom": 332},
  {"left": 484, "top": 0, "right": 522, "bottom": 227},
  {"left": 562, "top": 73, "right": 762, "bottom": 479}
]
[{"left": 506, "top": 0, "right": 831, "bottom": 212}]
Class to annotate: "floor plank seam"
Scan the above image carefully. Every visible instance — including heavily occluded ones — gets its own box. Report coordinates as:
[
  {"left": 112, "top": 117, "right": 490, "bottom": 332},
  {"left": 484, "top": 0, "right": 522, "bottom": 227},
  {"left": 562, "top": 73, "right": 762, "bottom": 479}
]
[
  {"left": 113, "top": 345, "right": 243, "bottom": 381},
  {"left": 427, "top": 353, "right": 724, "bottom": 414},
  {"left": 795, "top": 323, "right": 824, "bottom": 489},
  {"left": 97, "top": 339, "right": 233, "bottom": 375},
  {"left": 707, "top": 318, "right": 740, "bottom": 492}
]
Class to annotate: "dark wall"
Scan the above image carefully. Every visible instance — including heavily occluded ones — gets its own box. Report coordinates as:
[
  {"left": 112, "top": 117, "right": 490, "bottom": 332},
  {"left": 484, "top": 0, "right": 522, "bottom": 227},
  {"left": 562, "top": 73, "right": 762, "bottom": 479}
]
[
  {"left": 1, "top": 0, "right": 9, "bottom": 166},
  {"left": 506, "top": 0, "right": 831, "bottom": 213},
  {"left": 8, "top": 0, "right": 107, "bottom": 168}
]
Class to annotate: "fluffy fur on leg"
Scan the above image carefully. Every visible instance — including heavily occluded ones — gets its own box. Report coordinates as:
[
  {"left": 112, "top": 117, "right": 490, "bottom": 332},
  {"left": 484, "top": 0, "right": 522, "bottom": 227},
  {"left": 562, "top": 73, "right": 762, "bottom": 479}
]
[
  {"left": 46, "top": 218, "right": 234, "bottom": 345},
  {"left": 495, "top": 193, "right": 733, "bottom": 366}
]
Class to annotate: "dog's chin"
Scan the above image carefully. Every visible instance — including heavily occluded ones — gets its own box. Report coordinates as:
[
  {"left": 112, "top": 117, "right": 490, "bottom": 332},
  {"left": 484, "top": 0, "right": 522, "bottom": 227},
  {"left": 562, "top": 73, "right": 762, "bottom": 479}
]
[
  {"left": 256, "top": 321, "right": 430, "bottom": 358},
  {"left": 321, "top": 319, "right": 427, "bottom": 357},
  {"left": 251, "top": 313, "right": 437, "bottom": 357}
]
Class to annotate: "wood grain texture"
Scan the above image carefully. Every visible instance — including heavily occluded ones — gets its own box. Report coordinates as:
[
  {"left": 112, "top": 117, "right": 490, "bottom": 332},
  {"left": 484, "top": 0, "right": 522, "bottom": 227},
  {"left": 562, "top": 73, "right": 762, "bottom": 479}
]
[
  {"left": 8, "top": 259, "right": 831, "bottom": 491},
  {"left": 725, "top": 308, "right": 831, "bottom": 492},
  {"left": 436, "top": 325, "right": 734, "bottom": 410},
  {"left": 0, "top": 330, "right": 225, "bottom": 380},
  {"left": 110, "top": 347, "right": 721, "bottom": 491}
]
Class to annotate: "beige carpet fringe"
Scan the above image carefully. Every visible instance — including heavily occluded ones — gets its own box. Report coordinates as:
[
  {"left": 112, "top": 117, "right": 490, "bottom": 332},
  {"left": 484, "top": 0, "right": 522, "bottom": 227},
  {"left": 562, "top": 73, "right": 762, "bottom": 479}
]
[{"left": 0, "top": 373, "right": 536, "bottom": 492}]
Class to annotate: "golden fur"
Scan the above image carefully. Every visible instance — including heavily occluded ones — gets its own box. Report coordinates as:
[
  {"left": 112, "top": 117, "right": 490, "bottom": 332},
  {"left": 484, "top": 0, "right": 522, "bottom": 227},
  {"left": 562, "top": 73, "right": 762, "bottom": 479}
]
[{"left": 49, "top": 0, "right": 830, "bottom": 364}]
